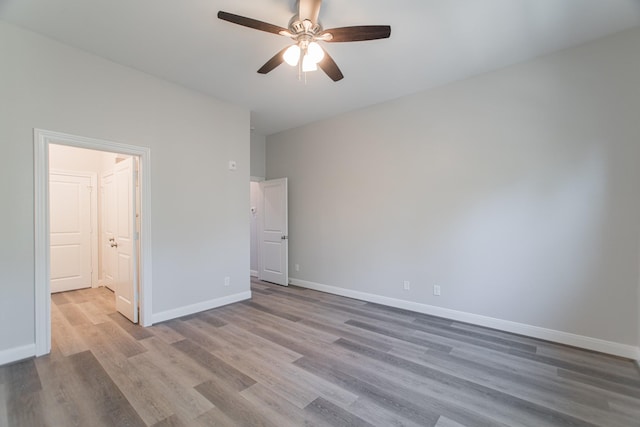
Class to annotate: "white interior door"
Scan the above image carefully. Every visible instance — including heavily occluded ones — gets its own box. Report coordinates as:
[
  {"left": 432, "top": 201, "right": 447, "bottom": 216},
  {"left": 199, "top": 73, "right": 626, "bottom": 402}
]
[
  {"left": 113, "top": 158, "right": 138, "bottom": 323},
  {"left": 259, "top": 178, "right": 288, "bottom": 286},
  {"left": 50, "top": 172, "right": 93, "bottom": 293},
  {"left": 101, "top": 171, "right": 116, "bottom": 290}
]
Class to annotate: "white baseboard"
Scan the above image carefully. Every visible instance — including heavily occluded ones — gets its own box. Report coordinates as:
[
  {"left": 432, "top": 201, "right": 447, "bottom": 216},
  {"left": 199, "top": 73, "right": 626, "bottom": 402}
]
[
  {"left": 290, "top": 278, "right": 640, "bottom": 360},
  {"left": 250, "top": 270, "right": 259, "bottom": 278},
  {"left": 0, "top": 344, "right": 36, "bottom": 366},
  {"left": 151, "top": 291, "right": 251, "bottom": 324}
]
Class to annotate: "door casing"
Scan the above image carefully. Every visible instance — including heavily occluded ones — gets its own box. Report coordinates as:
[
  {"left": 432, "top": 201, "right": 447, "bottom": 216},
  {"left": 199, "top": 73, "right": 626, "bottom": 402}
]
[{"left": 34, "top": 129, "right": 153, "bottom": 357}]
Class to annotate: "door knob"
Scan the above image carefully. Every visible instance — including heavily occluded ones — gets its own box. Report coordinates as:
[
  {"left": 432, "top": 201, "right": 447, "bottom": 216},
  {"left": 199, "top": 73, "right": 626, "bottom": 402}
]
[
  {"left": 110, "top": 242, "right": 118, "bottom": 248},
  {"left": 108, "top": 237, "right": 115, "bottom": 242},
  {"left": 281, "top": 235, "right": 288, "bottom": 240}
]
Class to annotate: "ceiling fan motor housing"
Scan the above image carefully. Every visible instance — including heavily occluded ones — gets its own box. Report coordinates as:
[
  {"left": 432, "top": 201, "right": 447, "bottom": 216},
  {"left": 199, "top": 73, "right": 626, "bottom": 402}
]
[{"left": 289, "top": 16, "right": 323, "bottom": 37}]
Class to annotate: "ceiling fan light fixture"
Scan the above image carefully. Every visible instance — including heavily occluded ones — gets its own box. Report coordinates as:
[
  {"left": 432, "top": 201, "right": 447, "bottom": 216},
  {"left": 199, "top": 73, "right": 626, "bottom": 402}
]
[
  {"left": 283, "top": 44, "right": 301, "bottom": 66},
  {"left": 302, "top": 54, "right": 318, "bottom": 72},
  {"left": 307, "top": 41, "right": 324, "bottom": 63}
]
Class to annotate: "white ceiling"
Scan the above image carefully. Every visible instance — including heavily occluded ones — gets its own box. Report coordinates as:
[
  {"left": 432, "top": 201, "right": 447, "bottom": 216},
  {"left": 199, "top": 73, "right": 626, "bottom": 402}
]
[{"left": 2, "top": 0, "right": 640, "bottom": 135}]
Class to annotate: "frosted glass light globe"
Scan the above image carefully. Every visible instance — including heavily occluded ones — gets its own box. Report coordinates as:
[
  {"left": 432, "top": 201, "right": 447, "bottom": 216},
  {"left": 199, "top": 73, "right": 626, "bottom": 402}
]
[
  {"left": 283, "top": 44, "right": 301, "bottom": 66},
  {"left": 307, "top": 42, "right": 325, "bottom": 64}
]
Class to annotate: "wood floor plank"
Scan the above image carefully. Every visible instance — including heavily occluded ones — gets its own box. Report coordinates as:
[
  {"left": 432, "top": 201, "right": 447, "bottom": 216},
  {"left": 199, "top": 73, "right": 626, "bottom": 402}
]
[
  {"left": 68, "top": 350, "right": 146, "bottom": 426},
  {"left": 164, "top": 319, "right": 224, "bottom": 353},
  {"left": 435, "top": 415, "right": 468, "bottom": 427},
  {"left": 108, "top": 312, "right": 155, "bottom": 340},
  {"left": 127, "top": 350, "right": 214, "bottom": 422},
  {"left": 305, "top": 397, "right": 374, "bottom": 427},
  {"left": 35, "top": 350, "right": 113, "bottom": 427},
  {"left": 211, "top": 346, "right": 327, "bottom": 409},
  {"left": 509, "top": 349, "right": 640, "bottom": 389},
  {"left": 195, "top": 379, "right": 278, "bottom": 427},
  {"left": 557, "top": 368, "right": 640, "bottom": 399},
  {"left": 50, "top": 303, "right": 90, "bottom": 357},
  {"left": 335, "top": 338, "right": 599, "bottom": 427},
  {"left": 293, "top": 355, "right": 445, "bottom": 427},
  {"left": 57, "top": 301, "right": 92, "bottom": 326},
  {"left": 147, "top": 323, "right": 187, "bottom": 344},
  {"left": 75, "top": 324, "right": 174, "bottom": 425},
  {"left": 241, "top": 346, "right": 359, "bottom": 408},
  {"left": 346, "top": 396, "right": 427, "bottom": 427},
  {"left": 239, "top": 383, "right": 317, "bottom": 427},
  {"left": 51, "top": 292, "right": 72, "bottom": 305},
  {"left": 172, "top": 339, "right": 257, "bottom": 392},
  {"left": 0, "top": 383, "right": 8, "bottom": 427},
  {"left": 93, "top": 320, "right": 147, "bottom": 358},
  {"left": 241, "top": 300, "right": 303, "bottom": 322},
  {"left": 1, "top": 359, "right": 45, "bottom": 427},
  {"left": 411, "top": 350, "right": 638, "bottom": 427},
  {"left": 137, "top": 337, "right": 217, "bottom": 387},
  {"left": 74, "top": 300, "right": 112, "bottom": 325},
  {"left": 420, "top": 349, "right": 610, "bottom": 409},
  {"left": 345, "top": 319, "right": 454, "bottom": 353},
  {"left": 190, "top": 407, "right": 237, "bottom": 426},
  {"left": 151, "top": 414, "right": 189, "bottom": 427}
]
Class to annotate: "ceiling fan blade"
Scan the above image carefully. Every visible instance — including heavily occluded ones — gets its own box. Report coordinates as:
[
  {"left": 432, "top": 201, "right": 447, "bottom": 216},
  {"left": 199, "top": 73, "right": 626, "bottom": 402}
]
[
  {"left": 323, "top": 25, "right": 391, "bottom": 42},
  {"left": 217, "top": 11, "right": 287, "bottom": 35},
  {"left": 257, "top": 47, "right": 289, "bottom": 74},
  {"left": 298, "top": 0, "right": 322, "bottom": 25},
  {"left": 318, "top": 48, "right": 344, "bottom": 82}
]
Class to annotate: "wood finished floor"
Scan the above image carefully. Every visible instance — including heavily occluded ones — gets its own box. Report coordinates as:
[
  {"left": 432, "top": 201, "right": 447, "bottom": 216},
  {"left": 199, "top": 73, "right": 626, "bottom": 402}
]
[{"left": 1, "top": 280, "right": 640, "bottom": 427}]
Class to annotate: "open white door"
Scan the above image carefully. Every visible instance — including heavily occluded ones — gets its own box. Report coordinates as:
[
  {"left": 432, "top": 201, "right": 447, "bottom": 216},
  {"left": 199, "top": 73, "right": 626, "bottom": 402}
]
[
  {"left": 259, "top": 178, "right": 288, "bottom": 286},
  {"left": 49, "top": 172, "right": 94, "bottom": 293},
  {"left": 113, "top": 158, "right": 138, "bottom": 323},
  {"left": 101, "top": 171, "right": 116, "bottom": 291}
]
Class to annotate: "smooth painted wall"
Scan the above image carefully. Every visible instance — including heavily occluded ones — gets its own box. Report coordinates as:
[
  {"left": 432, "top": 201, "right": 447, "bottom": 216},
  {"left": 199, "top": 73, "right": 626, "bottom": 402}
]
[
  {"left": 251, "top": 132, "right": 266, "bottom": 178},
  {"left": 0, "top": 21, "right": 249, "bottom": 356},
  {"left": 267, "top": 27, "right": 640, "bottom": 347}
]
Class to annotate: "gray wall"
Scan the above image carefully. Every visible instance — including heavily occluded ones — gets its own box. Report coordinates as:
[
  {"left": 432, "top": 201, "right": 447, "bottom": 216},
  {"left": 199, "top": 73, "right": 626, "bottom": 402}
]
[
  {"left": 267, "top": 27, "right": 640, "bottom": 348},
  {"left": 0, "top": 21, "right": 250, "bottom": 357},
  {"left": 251, "top": 132, "right": 266, "bottom": 178}
]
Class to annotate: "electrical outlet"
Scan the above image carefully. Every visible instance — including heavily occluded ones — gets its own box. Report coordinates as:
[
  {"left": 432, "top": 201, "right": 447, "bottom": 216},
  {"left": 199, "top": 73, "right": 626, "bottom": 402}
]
[
  {"left": 295, "top": 264, "right": 300, "bottom": 272},
  {"left": 224, "top": 276, "right": 230, "bottom": 286},
  {"left": 433, "top": 285, "right": 441, "bottom": 296},
  {"left": 403, "top": 280, "right": 410, "bottom": 291}
]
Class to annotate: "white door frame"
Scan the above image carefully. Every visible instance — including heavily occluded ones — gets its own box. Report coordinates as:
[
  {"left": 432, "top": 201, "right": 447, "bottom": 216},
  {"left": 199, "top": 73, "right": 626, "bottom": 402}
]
[{"left": 34, "top": 129, "right": 153, "bottom": 357}]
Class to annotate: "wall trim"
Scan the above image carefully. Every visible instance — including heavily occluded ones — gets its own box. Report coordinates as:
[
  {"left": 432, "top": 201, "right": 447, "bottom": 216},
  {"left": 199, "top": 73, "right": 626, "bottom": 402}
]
[
  {"left": 151, "top": 291, "right": 251, "bottom": 324},
  {"left": 0, "top": 344, "right": 36, "bottom": 366},
  {"left": 290, "top": 278, "right": 640, "bottom": 359},
  {"left": 250, "top": 270, "right": 259, "bottom": 277}
]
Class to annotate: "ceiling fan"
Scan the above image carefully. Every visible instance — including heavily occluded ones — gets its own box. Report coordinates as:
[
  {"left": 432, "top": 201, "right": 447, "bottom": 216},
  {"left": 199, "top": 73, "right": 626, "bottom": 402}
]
[{"left": 217, "top": 0, "right": 391, "bottom": 82}]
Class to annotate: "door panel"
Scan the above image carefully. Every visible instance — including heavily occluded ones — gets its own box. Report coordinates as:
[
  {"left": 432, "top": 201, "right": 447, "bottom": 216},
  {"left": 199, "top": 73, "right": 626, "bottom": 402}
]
[
  {"left": 102, "top": 172, "right": 116, "bottom": 290},
  {"left": 259, "top": 178, "right": 288, "bottom": 286},
  {"left": 113, "top": 157, "right": 138, "bottom": 323},
  {"left": 50, "top": 173, "right": 92, "bottom": 293}
]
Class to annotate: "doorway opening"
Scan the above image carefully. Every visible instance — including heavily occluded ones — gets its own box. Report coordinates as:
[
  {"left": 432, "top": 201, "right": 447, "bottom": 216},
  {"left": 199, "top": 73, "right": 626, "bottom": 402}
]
[{"left": 34, "top": 129, "right": 153, "bottom": 357}]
